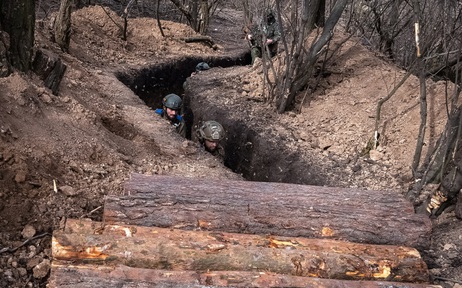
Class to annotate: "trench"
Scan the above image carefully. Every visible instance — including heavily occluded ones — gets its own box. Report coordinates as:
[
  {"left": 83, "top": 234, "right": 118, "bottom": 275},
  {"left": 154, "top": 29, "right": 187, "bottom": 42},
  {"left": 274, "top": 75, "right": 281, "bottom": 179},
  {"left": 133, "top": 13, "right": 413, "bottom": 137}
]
[{"left": 116, "top": 54, "right": 325, "bottom": 186}]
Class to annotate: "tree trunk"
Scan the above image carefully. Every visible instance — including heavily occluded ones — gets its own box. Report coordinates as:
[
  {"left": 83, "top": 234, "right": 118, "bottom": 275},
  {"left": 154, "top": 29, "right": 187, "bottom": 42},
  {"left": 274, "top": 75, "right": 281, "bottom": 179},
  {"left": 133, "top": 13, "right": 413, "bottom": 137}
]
[
  {"left": 0, "top": 0, "right": 35, "bottom": 72},
  {"left": 54, "top": 0, "right": 72, "bottom": 52},
  {"left": 104, "top": 174, "right": 431, "bottom": 249},
  {"left": 48, "top": 261, "right": 440, "bottom": 288},
  {"left": 54, "top": 219, "right": 430, "bottom": 283},
  {"left": 32, "top": 49, "right": 67, "bottom": 95},
  {"left": 0, "top": 29, "right": 10, "bottom": 76},
  {"left": 456, "top": 192, "right": 462, "bottom": 219},
  {"left": 278, "top": 0, "right": 348, "bottom": 113}
]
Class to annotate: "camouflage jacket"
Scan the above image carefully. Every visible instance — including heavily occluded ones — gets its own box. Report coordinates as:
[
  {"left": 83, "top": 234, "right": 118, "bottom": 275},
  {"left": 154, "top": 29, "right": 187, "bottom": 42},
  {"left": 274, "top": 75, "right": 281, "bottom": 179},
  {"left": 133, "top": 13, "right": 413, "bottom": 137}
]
[{"left": 250, "top": 19, "right": 281, "bottom": 48}]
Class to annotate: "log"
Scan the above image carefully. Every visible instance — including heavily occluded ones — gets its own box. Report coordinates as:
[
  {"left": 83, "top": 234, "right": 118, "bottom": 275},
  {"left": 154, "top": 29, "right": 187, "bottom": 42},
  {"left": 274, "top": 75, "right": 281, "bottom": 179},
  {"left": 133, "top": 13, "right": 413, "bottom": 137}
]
[
  {"left": 53, "top": 219, "right": 430, "bottom": 282},
  {"left": 48, "top": 262, "right": 442, "bottom": 288},
  {"left": 180, "top": 36, "right": 215, "bottom": 47},
  {"left": 104, "top": 174, "right": 431, "bottom": 249}
]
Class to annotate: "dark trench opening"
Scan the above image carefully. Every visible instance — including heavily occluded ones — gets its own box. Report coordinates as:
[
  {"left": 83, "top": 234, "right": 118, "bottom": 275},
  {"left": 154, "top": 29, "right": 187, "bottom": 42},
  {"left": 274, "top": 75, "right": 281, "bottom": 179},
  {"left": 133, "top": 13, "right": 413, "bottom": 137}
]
[
  {"left": 116, "top": 54, "right": 250, "bottom": 139},
  {"left": 116, "top": 54, "right": 325, "bottom": 186}
]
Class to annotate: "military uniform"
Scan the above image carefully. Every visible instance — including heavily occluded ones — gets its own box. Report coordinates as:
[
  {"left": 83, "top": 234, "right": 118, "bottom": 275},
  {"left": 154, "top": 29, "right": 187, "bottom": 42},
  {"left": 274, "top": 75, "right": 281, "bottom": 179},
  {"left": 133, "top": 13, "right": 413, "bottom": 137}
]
[
  {"left": 155, "top": 108, "right": 186, "bottom": 138},
  {"left": 156, "top": 94, "right": 186, "bottom": 138},
  {"left": 249, "top": 11, "right": 281, "bottom": 64},
  {"left": 196, "top": 120, "right": 225, "bottom": 160}
]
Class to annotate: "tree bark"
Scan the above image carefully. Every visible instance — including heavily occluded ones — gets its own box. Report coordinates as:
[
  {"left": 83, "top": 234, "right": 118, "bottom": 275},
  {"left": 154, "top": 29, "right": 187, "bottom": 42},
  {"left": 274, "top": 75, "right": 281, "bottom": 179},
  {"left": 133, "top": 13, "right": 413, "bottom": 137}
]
[
  {"left": 456, "top": 192, "right": 462, "bottom": 219},
  {"left": 104, "top": 174, "right": 431, "bottom": 249},
  {"left": 278, "top": 0, "right": 348, "bottom": 113},
  {"left": 54, "top": 0, "right": 72, "bottom": 52},
  {"left": 48, "top": 261, "right": 440, "bottom": 288},
  {"left": 32, "top": 49, "right": 67, "bottom": 95},
  {"left": 0, "top": 0, "right": 35, "bottom": 72},
  {"left": 54, "top": 218, "right": 430, "bottom": 283},
  {"left": 0, "top": 30, "right": 10, "bottom": 76}
]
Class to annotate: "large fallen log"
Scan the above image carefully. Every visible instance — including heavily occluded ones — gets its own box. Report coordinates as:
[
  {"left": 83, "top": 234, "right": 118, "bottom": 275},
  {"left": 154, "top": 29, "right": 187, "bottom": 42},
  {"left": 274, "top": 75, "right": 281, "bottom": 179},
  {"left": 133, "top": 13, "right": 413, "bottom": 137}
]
[
  {"left": 48, "top": 262, "right": 441, "bottom": 288},
  {"left": 104, "top": 174, "right": 431, "bottom": 249},
  {"left": 53, "top": 219, "right": 430, "bottom": 283}
]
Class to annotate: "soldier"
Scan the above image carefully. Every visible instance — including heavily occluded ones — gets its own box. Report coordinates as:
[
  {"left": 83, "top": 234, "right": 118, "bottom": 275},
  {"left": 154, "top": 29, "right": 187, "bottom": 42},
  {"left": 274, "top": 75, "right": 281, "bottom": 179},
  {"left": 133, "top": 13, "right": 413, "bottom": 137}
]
[
  {"left": 195, "top": 62, "right": 210, "bottom": 73},
  {"left": 246, "top": 9, "right": 281, "bottom": 65},
  {"left": 196, "top": 120, "right": 225, "bottom": 157},
  {"left": 155, "top": 93, "right": 186, "bottom": 137}
]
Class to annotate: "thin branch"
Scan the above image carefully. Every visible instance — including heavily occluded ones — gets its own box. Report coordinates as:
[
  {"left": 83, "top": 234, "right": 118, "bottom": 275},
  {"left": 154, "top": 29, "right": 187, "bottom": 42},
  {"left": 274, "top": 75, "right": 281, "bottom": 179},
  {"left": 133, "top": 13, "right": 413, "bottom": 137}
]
[
  {"left": 0, "top": 233, "right": 51, "bottom": 255},
  {"left": 434, "top": 276, "right": 462, "bottom": 284}
]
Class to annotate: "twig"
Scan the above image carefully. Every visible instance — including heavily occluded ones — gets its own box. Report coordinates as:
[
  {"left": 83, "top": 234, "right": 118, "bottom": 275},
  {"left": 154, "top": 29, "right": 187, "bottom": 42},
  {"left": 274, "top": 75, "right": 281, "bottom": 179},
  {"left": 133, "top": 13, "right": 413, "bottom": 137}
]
[
  {"left": 79, "top": 205, "right": 103, "bottom": 219},
  {"left": 0, "top": 232, "right": 51, "bottom": 255},
  {"left": 434, "top": 276, "right": 462, "bottom": 284}
]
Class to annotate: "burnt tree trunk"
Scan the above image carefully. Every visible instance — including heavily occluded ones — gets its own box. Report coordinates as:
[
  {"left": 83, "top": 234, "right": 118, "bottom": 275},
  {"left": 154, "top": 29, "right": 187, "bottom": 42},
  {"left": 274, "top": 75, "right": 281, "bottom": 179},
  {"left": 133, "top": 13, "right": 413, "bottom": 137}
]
[
  {"left": 32, "top": 49, "right": 67, "bottom": 95},
  {"left": 0, "top": 0, "right": 35, "bottom": 72},
  {"left": 104, "top": 174, "right": 431, "bottom": 249},
  {"left": 53, "top": 219, "right": 430, "bottom": 283},
  {"left": 48, "top": 262, "right": 439, "bottom": 288},
  {"left": 0, "top": 29, "right": 10, "bottom": 76}
]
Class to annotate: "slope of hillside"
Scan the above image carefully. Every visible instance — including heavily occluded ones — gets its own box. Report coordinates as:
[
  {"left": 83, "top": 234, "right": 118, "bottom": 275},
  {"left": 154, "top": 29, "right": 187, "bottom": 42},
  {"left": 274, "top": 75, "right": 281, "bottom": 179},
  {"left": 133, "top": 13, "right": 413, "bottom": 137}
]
[{"left": 0, "top": 5, "right": 460, "bottom": 287}]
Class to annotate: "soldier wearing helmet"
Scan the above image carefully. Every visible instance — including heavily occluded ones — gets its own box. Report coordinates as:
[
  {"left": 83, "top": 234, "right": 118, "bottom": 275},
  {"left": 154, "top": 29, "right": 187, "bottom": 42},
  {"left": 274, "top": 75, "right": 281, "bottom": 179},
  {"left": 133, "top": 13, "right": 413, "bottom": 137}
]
[
  {"left": 195, "top": 62, "right": 210, "bottom": 72},
  {"left": 246, "top": 8, "right": 281, "bottom": 65},
  {"left": 196, "top": 120, "right": 225, "bottom": 156},
  {"left": 155, "top": 93, "right": 186, "bottom": 137}
]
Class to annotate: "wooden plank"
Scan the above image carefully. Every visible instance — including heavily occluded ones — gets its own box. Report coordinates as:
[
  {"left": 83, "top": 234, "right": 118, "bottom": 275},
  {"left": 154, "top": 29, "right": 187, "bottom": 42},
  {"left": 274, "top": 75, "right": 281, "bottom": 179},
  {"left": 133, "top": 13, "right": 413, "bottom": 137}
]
[
  {"left": 104, "top": 174, "right": 431, "bottom": 249},
  {"left": 48, "top": 262, "right": 442, "bottom": 288},
  {"left": 53, "top": 219, "right": 430, "bottom": 283}
]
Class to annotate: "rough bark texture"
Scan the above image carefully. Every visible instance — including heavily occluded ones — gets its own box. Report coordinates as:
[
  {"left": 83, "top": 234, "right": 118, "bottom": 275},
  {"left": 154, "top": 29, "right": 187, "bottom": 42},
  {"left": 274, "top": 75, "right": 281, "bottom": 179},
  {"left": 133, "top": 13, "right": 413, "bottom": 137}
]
[
  {"left": 0, "top": 30, "right": 10, "bottom": 76},
  {"left": 457, "top": 192, "right": 462, "bottom": 219},
  {"left": 0, "top": 0, "right": 35, "bottom": 72},
  {"left": 32, "top": 48, "right": 67, "bottom": 95},
  {"left": 54, "top": 0, "right": 72, "bottom": 52},
  {"left": 54, "top": 219, "right": 430, "bottom": 283},
  {"left": 48, "top": 262, "right": 441, "bottom": 288},
  {"left": 104, "top": 174, "right": 431, "bottom": 249}
]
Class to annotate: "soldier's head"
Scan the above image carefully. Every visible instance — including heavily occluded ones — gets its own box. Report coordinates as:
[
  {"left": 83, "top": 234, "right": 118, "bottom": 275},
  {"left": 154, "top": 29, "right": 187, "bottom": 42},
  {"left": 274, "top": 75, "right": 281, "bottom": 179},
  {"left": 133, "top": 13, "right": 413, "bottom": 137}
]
[
  {"left": 266, "top": 9, "right": 275, "bottom": 24},
  {"left": 195, "top": 62, "right": 210, "bottom": 72},
  {"left": 197, "top": 120, "right": 225, "bottom": 152},
  {"left": 162, "top": 93, "right": 182, "bottom": 120}
]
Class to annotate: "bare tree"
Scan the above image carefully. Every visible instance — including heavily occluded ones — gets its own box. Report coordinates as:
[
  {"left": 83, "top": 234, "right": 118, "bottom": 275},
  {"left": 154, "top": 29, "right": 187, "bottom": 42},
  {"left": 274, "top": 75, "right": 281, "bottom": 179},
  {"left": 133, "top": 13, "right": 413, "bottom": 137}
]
[
  {"left": 276, "top": 0, "right": 348, "bottom": 113},
  {"left": 169, "top": 0, "right": 221, "bottom": 34}
]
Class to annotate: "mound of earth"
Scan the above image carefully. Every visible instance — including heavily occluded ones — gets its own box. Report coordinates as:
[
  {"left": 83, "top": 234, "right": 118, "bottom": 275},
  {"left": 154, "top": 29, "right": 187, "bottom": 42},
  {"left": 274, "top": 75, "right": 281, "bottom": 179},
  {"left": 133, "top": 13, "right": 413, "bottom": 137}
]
[{"left": 0, "top": 4, "right": 460, "bottom": 287}]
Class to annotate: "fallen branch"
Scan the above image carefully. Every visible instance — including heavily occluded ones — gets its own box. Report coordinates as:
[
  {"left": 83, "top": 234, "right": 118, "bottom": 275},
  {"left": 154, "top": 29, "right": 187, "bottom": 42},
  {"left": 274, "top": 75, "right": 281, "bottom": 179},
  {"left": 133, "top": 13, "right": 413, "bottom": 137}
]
[
  {"left": 180, "top": 36, "right": 215, "bottom": 47},
  {"left": 0, "top": 232, "right": 51, "bottom": 254}
]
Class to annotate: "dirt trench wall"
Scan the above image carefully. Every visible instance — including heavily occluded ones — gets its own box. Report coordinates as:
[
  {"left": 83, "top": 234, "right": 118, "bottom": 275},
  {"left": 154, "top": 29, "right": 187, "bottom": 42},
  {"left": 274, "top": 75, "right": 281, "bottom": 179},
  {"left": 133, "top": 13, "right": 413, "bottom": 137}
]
[
  {"left": 116, "top": 54, "right": 249, "bottom": 112},
  {"left": 116, "top": 54, "right": 249, "bottom": 139},
  {"left": 184, "top": 67, "right": 327, "bottom": 185}
]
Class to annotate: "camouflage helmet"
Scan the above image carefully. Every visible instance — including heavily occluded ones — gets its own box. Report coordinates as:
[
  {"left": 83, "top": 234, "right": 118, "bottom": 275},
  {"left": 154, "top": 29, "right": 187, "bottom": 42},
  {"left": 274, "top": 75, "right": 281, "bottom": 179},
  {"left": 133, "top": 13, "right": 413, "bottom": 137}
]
[
  {"left": 162, "top": 93, "right": 182, "bottom": 110},
  {"left": 195, "top": 62, "right": 210, "bottom": 72},
  {"left": 198, "top": 120, "right": 225, "bottom": 141},
  {"left": 266, "top": 8, "right": 275, "bottom": 23}
]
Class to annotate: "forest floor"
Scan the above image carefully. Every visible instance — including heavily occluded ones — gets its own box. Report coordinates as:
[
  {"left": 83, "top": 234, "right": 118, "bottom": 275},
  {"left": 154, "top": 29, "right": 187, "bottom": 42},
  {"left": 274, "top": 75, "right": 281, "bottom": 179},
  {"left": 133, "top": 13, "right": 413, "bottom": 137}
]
[{"left": 0, "top": 4, "right": 461, "bottom": 288}]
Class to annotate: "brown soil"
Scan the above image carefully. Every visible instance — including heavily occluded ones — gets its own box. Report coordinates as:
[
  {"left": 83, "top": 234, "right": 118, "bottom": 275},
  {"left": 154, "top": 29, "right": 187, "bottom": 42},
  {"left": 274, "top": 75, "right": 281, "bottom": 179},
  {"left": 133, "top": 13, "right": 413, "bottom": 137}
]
[{"left": 0, "top": 5, "right": 460, "bottom": 288}]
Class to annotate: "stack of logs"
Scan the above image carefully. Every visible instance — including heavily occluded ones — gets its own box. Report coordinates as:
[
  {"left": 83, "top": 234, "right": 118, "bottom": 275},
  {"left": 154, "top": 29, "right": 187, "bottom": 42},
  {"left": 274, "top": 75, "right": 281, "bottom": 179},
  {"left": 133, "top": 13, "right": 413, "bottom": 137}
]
[{"left": 48, "top": 174, "right": 441, "bottom": 287}]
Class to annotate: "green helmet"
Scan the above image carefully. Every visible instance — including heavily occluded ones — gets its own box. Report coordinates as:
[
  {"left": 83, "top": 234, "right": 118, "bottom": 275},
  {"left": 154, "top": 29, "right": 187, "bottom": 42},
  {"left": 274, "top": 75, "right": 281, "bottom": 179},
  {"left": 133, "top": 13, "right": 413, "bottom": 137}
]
[
  {"left": 195, "top": 62, "right": 210, "bottom": 72},
  {"left": 163, "top": 93, "right": 182, "bottom": 110},
  {"left": 198, "top": 120, "right": 225, "bottom": 141}
]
